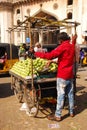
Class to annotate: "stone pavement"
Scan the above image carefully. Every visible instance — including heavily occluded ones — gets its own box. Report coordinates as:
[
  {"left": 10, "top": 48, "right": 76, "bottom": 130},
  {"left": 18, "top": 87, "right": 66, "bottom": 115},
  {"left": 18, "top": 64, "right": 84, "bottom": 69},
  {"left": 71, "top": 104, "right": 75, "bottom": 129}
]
[{"left": 0, "top": 66, "right": 87, "bottom": 130}]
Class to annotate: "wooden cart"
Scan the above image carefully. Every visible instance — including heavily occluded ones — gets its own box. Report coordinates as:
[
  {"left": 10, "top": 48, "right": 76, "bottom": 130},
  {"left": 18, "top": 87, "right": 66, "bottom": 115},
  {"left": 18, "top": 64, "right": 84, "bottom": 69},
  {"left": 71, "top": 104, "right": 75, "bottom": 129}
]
[
  {"left": 9, "top": 18, "right": 79, "bottom": 117},
  {"left": 9, "top": 70, "right": 56, "bottom": 117}
]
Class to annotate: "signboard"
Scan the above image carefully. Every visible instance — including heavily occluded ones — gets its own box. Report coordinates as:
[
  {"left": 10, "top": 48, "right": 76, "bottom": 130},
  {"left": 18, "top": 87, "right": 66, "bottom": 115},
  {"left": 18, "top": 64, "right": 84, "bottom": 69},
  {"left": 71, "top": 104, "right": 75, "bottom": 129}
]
[{"left": 26, "top": 37, "right": 30, "bottom": 43}]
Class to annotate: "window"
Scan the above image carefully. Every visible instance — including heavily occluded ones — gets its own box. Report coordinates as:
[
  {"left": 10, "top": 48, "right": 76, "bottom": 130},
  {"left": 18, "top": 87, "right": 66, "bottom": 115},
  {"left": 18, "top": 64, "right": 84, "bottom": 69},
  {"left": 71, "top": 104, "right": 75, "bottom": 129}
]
[
  {"left": 67, "top": 12, "right": 72, "bottom": 19},
  {"left": 67, "top": 0, "right": 73, "bottom": 5},
  {"left": 17, "top": 9, "right": 20, "bottom": 14}
]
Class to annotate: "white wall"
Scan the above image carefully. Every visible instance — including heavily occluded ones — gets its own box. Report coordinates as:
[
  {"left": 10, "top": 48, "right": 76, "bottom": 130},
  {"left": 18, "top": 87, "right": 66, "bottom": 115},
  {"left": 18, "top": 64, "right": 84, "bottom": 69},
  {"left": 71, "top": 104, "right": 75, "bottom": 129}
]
[
  {"left": 1, "top": 0, "right": 87, "bottom": 44},
  {"left": 0, "top": 10, "right": 13, "bottom": 43}
]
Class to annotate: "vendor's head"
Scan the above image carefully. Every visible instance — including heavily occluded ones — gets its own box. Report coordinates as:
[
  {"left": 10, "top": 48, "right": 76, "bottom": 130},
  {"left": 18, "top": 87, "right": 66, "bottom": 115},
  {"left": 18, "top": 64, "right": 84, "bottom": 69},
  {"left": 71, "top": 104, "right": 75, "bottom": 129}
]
[{"left": 58, "top": 32, "right": 70, "bottom": 44}]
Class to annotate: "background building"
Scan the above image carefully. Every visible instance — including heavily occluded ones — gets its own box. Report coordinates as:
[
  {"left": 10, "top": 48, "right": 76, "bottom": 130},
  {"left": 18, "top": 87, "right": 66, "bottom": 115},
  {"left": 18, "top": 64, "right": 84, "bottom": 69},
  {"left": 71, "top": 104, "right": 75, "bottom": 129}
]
[{"left": 0, "top": 0, "right": 87, "bottom": 46}]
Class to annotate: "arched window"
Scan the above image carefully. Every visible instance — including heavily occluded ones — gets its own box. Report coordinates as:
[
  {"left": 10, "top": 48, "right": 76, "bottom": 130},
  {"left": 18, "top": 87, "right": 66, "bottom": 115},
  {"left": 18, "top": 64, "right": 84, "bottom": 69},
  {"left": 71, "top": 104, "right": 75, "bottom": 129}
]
[
  {"left": 17, "top": 9, "right": 20, "bottom": 14},
  {"left": 67, "top": 12, "right": 72, "bottom": 19},
  {"left": 67, "top": 0, "right": 73, "bottom": 5}
]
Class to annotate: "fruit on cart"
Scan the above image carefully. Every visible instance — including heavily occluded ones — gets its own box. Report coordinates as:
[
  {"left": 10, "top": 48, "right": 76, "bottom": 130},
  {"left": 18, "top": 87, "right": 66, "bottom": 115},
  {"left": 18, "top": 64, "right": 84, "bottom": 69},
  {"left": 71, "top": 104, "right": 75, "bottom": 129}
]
[
  {"left": 39, "top": 97, "right": 57, "bottom": 104},
  {"left": 48, "top": 63, "right": 58, "bottom": 72},
  {"left": 10, "top": 58, "right": 58, "bottom": 78}
]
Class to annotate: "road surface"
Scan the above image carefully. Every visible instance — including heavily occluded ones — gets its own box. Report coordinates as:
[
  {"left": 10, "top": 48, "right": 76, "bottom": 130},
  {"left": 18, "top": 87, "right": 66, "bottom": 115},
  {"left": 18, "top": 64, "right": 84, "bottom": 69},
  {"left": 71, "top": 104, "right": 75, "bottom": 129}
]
[{"left": 0, "top": 67, "right": 87, "bottom": 130}]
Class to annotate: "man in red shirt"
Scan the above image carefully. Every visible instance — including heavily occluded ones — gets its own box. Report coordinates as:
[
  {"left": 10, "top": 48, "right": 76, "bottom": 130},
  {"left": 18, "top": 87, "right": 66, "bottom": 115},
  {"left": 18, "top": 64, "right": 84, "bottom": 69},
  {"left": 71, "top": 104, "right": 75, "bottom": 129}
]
[{"left": 31, "top": 32, "right": 77, "bottom": 121}]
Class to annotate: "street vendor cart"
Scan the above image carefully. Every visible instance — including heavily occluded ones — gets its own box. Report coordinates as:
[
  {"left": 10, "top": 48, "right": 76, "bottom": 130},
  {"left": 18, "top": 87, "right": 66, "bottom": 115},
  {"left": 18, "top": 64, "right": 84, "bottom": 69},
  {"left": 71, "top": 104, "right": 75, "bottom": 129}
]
[
  {"left": 9, "top": 16, "right": 80, "bottom": 117},
  {"left": 9, "top": 69, "right": 57, "bottom": 117}
]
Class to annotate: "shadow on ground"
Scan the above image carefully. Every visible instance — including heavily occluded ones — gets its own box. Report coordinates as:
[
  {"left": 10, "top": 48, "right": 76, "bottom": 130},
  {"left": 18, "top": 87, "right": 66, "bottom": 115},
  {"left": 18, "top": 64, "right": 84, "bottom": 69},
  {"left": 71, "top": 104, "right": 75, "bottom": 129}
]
[
  {"left": 35, "top": 85, "right": 87, "bottom": 120},
  {"left": 0, "top": 83, "right": 14, "bottom": 98},
  {"left": 75, "top": 85, "right": 87, "bottom": 115}
]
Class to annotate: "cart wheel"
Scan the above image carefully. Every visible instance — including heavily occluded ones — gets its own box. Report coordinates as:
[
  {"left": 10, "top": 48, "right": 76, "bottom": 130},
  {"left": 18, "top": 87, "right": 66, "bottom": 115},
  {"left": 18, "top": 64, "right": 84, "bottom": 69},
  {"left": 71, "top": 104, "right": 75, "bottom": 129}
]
[
  {"left": 24, "top": 88, "right": 39, "bottom": 117},
  {"left": 14, "top": 80, "right": 24, "bottom": 103},
  {"left": 14, "top": 89, "right": 23, "bottom": 103}
]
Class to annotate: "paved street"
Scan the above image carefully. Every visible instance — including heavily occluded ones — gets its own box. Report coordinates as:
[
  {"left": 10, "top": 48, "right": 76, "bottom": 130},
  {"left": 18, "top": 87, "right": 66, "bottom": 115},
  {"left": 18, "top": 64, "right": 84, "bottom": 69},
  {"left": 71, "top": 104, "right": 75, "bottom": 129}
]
[{"left": 0, "top": 66, "right": 87, "bottom": 130}]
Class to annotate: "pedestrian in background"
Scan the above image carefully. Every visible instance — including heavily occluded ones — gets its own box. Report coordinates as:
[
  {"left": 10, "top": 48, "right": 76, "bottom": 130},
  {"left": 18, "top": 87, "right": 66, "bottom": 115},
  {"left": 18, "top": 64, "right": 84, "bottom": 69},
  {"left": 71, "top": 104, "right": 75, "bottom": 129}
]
[
  {"left": 18, "top": 43, "right": 27, "bottom": 61},
  {"left": 80, "top": 49, "right": 85, "bottom": 66},
  {"left": 34, "top": 42, "right": 47, "bottom": 52}
]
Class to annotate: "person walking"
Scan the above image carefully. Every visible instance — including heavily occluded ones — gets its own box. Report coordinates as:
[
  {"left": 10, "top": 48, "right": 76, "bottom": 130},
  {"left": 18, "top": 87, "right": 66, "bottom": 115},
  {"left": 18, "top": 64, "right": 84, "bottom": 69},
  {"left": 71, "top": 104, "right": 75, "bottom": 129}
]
[
  {"left": 18, "top": 43, "right": 27, "bottom": 61},
  {"left": 30, "top": 32, "right": 77, "bottom": 121},
  {"left": 34, "top": 42, "right": 47, "bottom": 52}
]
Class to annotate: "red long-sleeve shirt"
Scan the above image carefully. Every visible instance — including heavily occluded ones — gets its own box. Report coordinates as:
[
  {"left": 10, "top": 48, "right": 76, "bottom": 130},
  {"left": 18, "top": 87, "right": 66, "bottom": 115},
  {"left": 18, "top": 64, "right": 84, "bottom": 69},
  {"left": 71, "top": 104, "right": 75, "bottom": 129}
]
[{"left": 35, "top": 40, "right": 75, "bottom": 80}]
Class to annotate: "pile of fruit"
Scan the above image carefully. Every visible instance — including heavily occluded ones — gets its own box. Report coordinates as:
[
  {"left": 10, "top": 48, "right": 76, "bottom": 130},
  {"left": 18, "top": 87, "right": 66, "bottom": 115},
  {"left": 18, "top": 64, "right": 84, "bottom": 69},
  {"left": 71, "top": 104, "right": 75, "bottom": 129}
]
[{"left": 10, "top": 58, "right": 58, "bottom": 78}]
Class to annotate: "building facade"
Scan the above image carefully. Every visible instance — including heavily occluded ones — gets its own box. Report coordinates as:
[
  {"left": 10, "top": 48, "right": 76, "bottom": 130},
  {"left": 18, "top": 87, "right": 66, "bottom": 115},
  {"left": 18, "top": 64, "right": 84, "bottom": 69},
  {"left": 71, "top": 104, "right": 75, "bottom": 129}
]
[{"left": 0, "top": 0, "right": 87, "bottom": 45}]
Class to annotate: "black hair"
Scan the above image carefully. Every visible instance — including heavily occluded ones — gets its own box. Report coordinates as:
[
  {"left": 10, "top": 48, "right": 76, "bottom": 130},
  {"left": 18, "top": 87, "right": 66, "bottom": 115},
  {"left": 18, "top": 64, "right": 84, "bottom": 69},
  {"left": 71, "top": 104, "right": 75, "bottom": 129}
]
[{"left": 58, "top": 32, "right": 70, "bottom": 41}]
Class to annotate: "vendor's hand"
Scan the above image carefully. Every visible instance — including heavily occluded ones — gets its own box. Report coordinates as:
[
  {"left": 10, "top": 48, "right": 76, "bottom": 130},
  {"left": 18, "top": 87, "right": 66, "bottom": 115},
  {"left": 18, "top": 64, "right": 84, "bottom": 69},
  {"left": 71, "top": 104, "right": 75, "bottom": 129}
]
[
  {"left": 72, "top": 34, "right": 77, "bottom": 42},
  {"left": 29, "top": 47, "right": 34, "bottom": 53},
  {"left": 45, "top": 60, "right": 52, "bottom": 68},
  {"left": 28, "top": 47, "right": 36, "bottom": 59}
]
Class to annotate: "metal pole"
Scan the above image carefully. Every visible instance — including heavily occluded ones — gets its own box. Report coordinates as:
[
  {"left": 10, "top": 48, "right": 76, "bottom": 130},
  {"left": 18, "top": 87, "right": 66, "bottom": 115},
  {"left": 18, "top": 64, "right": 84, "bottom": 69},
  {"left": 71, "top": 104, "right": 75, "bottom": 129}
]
[
  {"left": 73, "top": 22, "right": 77, "bottom": 98},
  {"left": 27, "top": 13, "right": 34, "bottom": 90},
  {"left": 9, "top": 30, "right": 12, "bottom": 60}
]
